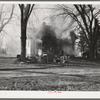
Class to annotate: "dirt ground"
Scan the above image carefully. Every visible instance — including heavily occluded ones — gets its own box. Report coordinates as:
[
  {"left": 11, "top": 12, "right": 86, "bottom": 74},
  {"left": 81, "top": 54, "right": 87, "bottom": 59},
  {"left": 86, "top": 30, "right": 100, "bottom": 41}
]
[{"left": 0, "top": 57, "right": 100, "bottom": 91}]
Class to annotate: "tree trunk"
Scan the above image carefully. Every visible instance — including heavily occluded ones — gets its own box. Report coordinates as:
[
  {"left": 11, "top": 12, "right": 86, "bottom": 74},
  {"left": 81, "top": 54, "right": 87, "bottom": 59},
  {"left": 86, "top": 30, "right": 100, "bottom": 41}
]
[
  {"left": 21, "top": 20, "right": 27, "bottom": 62},
  {"left": 89, "top": 44, "right": 95, "bottom": 61}
]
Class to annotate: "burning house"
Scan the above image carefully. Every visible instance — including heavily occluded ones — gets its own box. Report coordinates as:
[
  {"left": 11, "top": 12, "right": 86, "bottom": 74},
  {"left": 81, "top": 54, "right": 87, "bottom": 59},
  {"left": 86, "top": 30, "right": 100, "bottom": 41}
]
[{"left": 26, "top": 22, "right": 78, "bottom": 63}]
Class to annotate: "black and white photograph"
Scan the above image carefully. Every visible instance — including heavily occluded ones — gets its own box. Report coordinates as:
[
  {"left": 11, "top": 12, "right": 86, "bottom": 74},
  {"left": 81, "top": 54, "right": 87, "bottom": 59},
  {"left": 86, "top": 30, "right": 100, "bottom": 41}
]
[{"left": 0, "top": 1, "right": 100, "bottom": 93}]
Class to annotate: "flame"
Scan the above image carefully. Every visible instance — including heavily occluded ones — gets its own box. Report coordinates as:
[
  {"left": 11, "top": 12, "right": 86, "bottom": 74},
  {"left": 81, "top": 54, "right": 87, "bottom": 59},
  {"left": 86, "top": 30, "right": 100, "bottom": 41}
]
[{"left": 38, "top": 49, "right": 42, "bottom": 56}]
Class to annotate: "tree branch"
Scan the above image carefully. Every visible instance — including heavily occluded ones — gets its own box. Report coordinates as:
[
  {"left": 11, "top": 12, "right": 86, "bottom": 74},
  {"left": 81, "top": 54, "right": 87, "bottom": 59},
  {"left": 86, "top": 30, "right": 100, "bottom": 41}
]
[{"left": 27, "top": 4, "right": 35, "bottom": 19}]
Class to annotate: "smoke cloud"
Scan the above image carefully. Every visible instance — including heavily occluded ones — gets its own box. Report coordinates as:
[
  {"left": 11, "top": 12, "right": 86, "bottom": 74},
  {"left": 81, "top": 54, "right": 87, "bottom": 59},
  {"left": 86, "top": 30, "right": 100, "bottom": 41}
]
[{"left": 34, "top": 22, "right": 78, "bottom": 56}]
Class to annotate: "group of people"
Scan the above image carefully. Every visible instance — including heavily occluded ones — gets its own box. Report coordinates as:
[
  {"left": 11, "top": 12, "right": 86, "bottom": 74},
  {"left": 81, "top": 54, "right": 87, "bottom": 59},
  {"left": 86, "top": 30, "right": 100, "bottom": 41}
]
[
  {"left": 60, "top": 55, "right": 70, "bottom": 64},
  {"left": 53, "top": 54, "right": 70, "bottom": 64}
]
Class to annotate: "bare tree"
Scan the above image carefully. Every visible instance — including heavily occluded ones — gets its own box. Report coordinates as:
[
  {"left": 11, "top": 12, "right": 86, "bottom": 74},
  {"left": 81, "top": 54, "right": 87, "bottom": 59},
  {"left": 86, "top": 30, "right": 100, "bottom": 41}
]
[
  {"left": 0, "top": 4, "right": 15, "bottom": 33},
  {"left": 0, "top": 4, "right": 15, "bottom": 55},
  {"left": 54, "top": 4, "right": 100, "bottom": 60},
  {"left": 19, "top": 4, "right": 35, "bottom": 62}
]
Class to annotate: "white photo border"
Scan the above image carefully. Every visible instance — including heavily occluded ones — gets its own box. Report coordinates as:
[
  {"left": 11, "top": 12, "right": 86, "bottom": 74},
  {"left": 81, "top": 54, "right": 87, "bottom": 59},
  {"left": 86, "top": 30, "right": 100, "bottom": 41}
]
[{"left": 0, "top": 0, "right": 100, "bottom": 99}]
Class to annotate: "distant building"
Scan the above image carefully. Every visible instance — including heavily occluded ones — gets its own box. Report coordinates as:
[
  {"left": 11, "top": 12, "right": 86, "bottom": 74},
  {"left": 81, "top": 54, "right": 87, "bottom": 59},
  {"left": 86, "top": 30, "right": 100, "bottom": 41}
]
[{"left": 26, "top": 26, "right": 39, "bottom": 57}]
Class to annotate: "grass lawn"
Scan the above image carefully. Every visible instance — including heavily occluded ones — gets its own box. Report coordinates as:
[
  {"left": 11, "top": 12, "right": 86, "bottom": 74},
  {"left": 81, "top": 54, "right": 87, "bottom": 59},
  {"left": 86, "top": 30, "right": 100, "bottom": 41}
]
[
  {"left": 0, "top": 57, "right": 100, "bottom": 91},
  {"left": 0, "top": 74, "right": 100, "bottom": 91}
]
